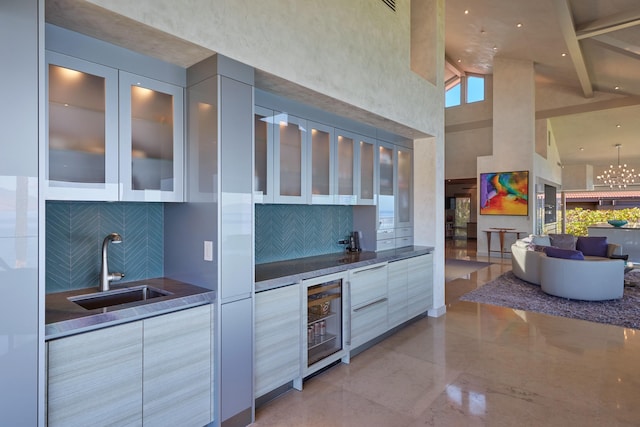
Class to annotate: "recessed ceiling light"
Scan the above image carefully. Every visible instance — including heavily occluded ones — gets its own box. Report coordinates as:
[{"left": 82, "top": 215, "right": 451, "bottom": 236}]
[
  {"left": 464, "top": 9, "right": 469, "bottom": 14},
  {"left": 493, "top": 46, "right": 498, "bottom": 51},
  {"left": 516, "top": 23, "right": 523, "bottom": 28},
  {"left": 616, "top": 124, "right": 621, "bottom": 128},
  {"left": 561, "top": 53, "right": 567, "bottom": 57},
  {"left": 457, "top": 59, "right": 462, "bottom": 63},
  {"left": 615, "top": 86, "right": 620, "bottom": 90},
  {"left": 579, "top": 147, "right": 584, "bottom": 151}
]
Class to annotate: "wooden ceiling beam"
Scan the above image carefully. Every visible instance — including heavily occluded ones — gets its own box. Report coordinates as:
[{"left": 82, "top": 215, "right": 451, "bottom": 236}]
[
  {"left": 445, "top": 55, "right": 465, "bottom": 78},
  {"left": 576, "top": 8, "right": 640, "bottom": 40},
  {"left": 552, "top": 0, "right": 593, "bottom": 98}
]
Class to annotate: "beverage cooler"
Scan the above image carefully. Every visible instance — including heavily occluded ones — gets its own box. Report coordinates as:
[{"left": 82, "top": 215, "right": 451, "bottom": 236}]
[{"left": 303, "top": 272, "right": 349, "bottom": 375}]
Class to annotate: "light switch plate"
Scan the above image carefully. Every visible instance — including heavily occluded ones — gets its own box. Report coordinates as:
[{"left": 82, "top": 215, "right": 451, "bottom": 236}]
[{"left": 204, "top": 241, "right": 213, "bottom": 261}]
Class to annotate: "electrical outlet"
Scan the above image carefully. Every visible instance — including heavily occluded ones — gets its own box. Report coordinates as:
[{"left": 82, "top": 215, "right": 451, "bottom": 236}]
[{"left": 204, "top": 241, "right": 213, "bottom": 261}]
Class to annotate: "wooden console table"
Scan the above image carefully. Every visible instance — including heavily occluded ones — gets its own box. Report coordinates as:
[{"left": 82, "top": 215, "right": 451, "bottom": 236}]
[{"left": 484, "top": 228, "right": 527, "bottom": 257}]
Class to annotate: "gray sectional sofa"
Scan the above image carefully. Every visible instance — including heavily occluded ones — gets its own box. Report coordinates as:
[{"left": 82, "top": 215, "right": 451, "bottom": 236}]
[{"left": 511, "top": 234, "right": 625, "bottom": 301}]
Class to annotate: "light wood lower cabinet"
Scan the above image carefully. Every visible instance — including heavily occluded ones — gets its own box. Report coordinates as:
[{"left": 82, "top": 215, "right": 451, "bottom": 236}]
[
  {"left": 348, "top": 263, "right": 388, "bottom": 349},
  {"left": 46, "top": 305, "right": 214, "bottom": 427},
  {"left": 254, "top": 283, "right": 302, "bottom": 398},
  {"left": 387, "top": 259, "right": 408, "bottom": 329},
  {"left": 407, "top": 254, "right": 434, "bottom": 318},
  {"left": 143, "top": 304, "right": 213, "bottom": 426},
  {"left": 47, "top": 321, "right": 144, "bottom": 427}
]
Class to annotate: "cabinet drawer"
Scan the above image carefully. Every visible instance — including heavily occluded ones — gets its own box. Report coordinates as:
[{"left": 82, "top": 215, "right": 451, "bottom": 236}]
[
  {"left": 350, "top": 297, "right": 388, "bottom": 349},
  {"left": 349, "top": 263, "right": 388, "bottom": 307},
  {"left": 396, "top": 227, "right": 413, "bottom": 238},
  {"left": 376, "top": 238, "right": 395, "bottom": 252},
  {"left": 395, "top": 236, "right": 413, "bottom": 248},
  {"left": 377, "top": 229, "right": 396, "bottom": 240}
]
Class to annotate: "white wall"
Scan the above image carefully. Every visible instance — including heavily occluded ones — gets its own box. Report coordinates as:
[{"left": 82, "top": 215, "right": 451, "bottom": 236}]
[{"left": 87, "top": 0, "right": 441, "bottom": 137}]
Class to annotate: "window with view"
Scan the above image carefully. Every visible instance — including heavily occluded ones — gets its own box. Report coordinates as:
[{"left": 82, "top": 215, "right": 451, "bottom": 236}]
[
  {"left": 445, "top": 75, "right": 485, "bottom": 108},
  {"left": 445, "top": 82, "right": 461, "bottom": 108}
]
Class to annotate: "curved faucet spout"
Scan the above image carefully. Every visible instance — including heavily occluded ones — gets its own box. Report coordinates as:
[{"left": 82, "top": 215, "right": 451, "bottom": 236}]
[{"left": 99, "top": 233, "right": 124, "bottom": 292}]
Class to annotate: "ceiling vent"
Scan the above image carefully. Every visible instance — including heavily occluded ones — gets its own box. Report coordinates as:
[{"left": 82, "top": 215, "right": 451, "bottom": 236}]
[{"left": 381, "top": 0, "right": 396, "bottom": 12}]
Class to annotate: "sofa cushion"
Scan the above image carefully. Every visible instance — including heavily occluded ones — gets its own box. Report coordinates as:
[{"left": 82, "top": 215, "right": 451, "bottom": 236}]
[
  {"left": 549, "top": 233, "right": 577, "bottom": 250},
  {"left": 576, "top": 236, "right": 608, "bottom": 257},
  {"left": 544, "top": 246, "right": 585, "bottom": 260},
  {"left": 530, "top": 235, "right": 551, "bottom": 247}
]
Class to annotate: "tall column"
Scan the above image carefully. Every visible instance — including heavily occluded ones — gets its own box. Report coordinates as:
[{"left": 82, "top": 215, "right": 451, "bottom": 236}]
[{"left": 477, "top": 58, "right": 536, "bottom": 255}]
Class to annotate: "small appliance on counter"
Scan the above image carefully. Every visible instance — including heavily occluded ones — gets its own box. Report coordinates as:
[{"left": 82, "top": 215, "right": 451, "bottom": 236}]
[{"left": 347, "top": 231, "right": 362, "bottom": 252}]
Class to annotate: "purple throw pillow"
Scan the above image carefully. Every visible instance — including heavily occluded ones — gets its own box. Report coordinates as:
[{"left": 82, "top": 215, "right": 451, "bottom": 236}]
[
  {"left": 543, "top": 246, "right": 585, "bottom": 260},
  {"left": 576, "top": 236, "right": 608, "bottom": 257}
]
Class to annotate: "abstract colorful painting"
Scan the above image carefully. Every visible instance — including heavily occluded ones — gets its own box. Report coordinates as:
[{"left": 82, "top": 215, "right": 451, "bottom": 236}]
[{"left": 479, "top": 170, "right": 529, "bottom": 216}]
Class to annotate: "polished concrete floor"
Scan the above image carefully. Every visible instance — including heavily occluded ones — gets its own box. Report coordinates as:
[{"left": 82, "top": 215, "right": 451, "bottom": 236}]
[{"left": 252, "top": 239, "right": 640, "bottom": 426}]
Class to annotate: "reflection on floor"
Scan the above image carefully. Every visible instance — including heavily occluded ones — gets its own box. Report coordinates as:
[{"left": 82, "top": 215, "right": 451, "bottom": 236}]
[{"left": 252, "top": 239, "right": 640, "bottom": 427}]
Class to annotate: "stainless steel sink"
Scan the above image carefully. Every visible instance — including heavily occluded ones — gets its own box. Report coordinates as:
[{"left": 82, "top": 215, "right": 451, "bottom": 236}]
[{"left": 69, "top": 285, "right": 172, "bottom": 310}]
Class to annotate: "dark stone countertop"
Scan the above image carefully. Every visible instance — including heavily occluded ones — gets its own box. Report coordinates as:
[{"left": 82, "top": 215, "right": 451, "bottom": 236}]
[
  {"left": 45, "top": 278, "right": 215, "bottom": 340},
  {"left": 255, "top": 245, "right": 434, "bottom": 292}
]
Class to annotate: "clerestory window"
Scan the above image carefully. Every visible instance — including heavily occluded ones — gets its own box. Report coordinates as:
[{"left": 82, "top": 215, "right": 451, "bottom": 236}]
[{"left": 445, "top": 74, "right": 485, "bottom": 108}]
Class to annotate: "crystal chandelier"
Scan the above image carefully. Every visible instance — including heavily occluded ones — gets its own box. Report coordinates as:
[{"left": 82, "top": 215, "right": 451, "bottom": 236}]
[{"left": 596, "top": 144, "right": 637, "bottom": 189}]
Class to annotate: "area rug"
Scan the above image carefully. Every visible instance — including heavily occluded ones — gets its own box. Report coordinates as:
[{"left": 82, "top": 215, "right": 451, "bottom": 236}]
[
  {"left": 445, "top": 259, "right": 493, "bottom": 281},
  {"left": 460, "top": 270, "right": 640, "bottom": 330}
]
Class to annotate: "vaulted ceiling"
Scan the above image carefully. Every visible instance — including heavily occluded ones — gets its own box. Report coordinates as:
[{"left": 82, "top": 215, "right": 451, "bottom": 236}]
[{"left": 445, "top": 0, "right": 640, "bottom": 170}]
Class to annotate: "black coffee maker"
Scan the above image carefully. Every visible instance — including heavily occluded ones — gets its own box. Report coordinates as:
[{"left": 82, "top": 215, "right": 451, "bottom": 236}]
[{"left": 347, "top": 231, "right": 361, "bottom": 252}]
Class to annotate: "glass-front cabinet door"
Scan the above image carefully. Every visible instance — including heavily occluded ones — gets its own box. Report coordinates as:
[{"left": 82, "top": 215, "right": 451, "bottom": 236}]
[
  {"left": 377, "top": 141, "right": 395, "bottom": 230},
  {"left": 358, "top": 136, "right": 376, "bottom": 205},
  {"left": 254, "top": 106, "right": 275, "bottom": 203},
  {"left": 45, "top": 51, "right": 119, "bottom": 201},
  {"left": 308, "top": 121, "right": 334, "bottom": 204},
  {"left": 119, "top": 71, "right": 184, "bottom": 202},
  {"left": 274, "top": 113, "right": 308, "bottom": 204},
  {"left": 335, "top": 130, "right": 357, "bottom": 205},
  {"left": 396, "top": 146, "right": 413, "bottom": 228}
]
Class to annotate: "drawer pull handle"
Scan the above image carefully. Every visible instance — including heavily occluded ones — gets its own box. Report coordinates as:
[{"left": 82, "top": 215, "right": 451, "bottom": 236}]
[
  {"left": 354, "top": 297, "right": 388, "bottom": 312},
  {"left": 352, "top": 264, "right": 387, "bottom": 274}
]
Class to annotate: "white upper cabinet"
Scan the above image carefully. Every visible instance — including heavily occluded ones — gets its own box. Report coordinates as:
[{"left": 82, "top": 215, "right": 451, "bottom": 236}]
[
  {"left": 396, "top": 146, "right": 413, "bottom": 228},
  {"left": 273, "top": 113, "right": 308, "bottom": 204},
  {"left": 377, "top": 140, "right": 395, "bottom": 230},
  {"left": 335, "top": 129, "right": 357, "bottom": 205},
  {"left": 45, "top": 51, "right": 119, "bottom": 201},
  {"left": 45, "top": 52, "right": 184, "bottom": 202},
  {"left": 254, "top": 106, "right": 275, "bottom": 203},
  {"left": 119, "top": 71, "right": 184, "bottom": 202},
  {"left": 357, "top": 135, "right": 377, "bottom": 206},
  {"left": 308, "top": 121, "right": 335, "bottom": 205}
]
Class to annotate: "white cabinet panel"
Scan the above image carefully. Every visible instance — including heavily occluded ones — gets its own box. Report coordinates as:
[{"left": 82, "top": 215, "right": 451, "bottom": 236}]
[
  {"left": 335, "top": 129, "right": 358, "bottom": 205},
  {"left": 143, "top": 305, "right": 213, "bottom": 427},
  {"left": 254, "top": 106, "right": 275, "bottom": 203},
  {"left": 395, "top": 236, "right": 414, "bottom": 248},
  {"left": 274, "top": 113, "right": 308, "bottom": 204},
  {"left": 357, "top": 136, "right": 377, "bottom": 205},
  {"left": 45, "top": 51, "right": 120, "bottom": 201},
  {"left": 308, "top": 121, "right": 335, "bottom": 204},
  {"left": 396, "top": 146, "right": 413, "bottom": 228},
  {"left": 119, "top": 71, "right": 184, "bottom": 202},
  {"left": 255, "top": 284, "right": 302, "bottom": 398},
  {"left": 47, "top": 322, "right": 143, "bottom": 427}
]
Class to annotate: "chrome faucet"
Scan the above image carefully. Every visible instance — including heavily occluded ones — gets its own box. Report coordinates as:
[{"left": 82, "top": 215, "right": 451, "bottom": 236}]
[{"left": 99, "top": 232, "right": 124, "bottom": 292}]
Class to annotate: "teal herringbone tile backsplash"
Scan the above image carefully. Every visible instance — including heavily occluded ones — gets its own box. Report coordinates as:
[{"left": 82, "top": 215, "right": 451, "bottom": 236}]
[
  {"left": 46, "top": 201, "right": 164, "bottom": 293},
  {"left": 255, "top": 204, "right": 353, "bottom": 264}
]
